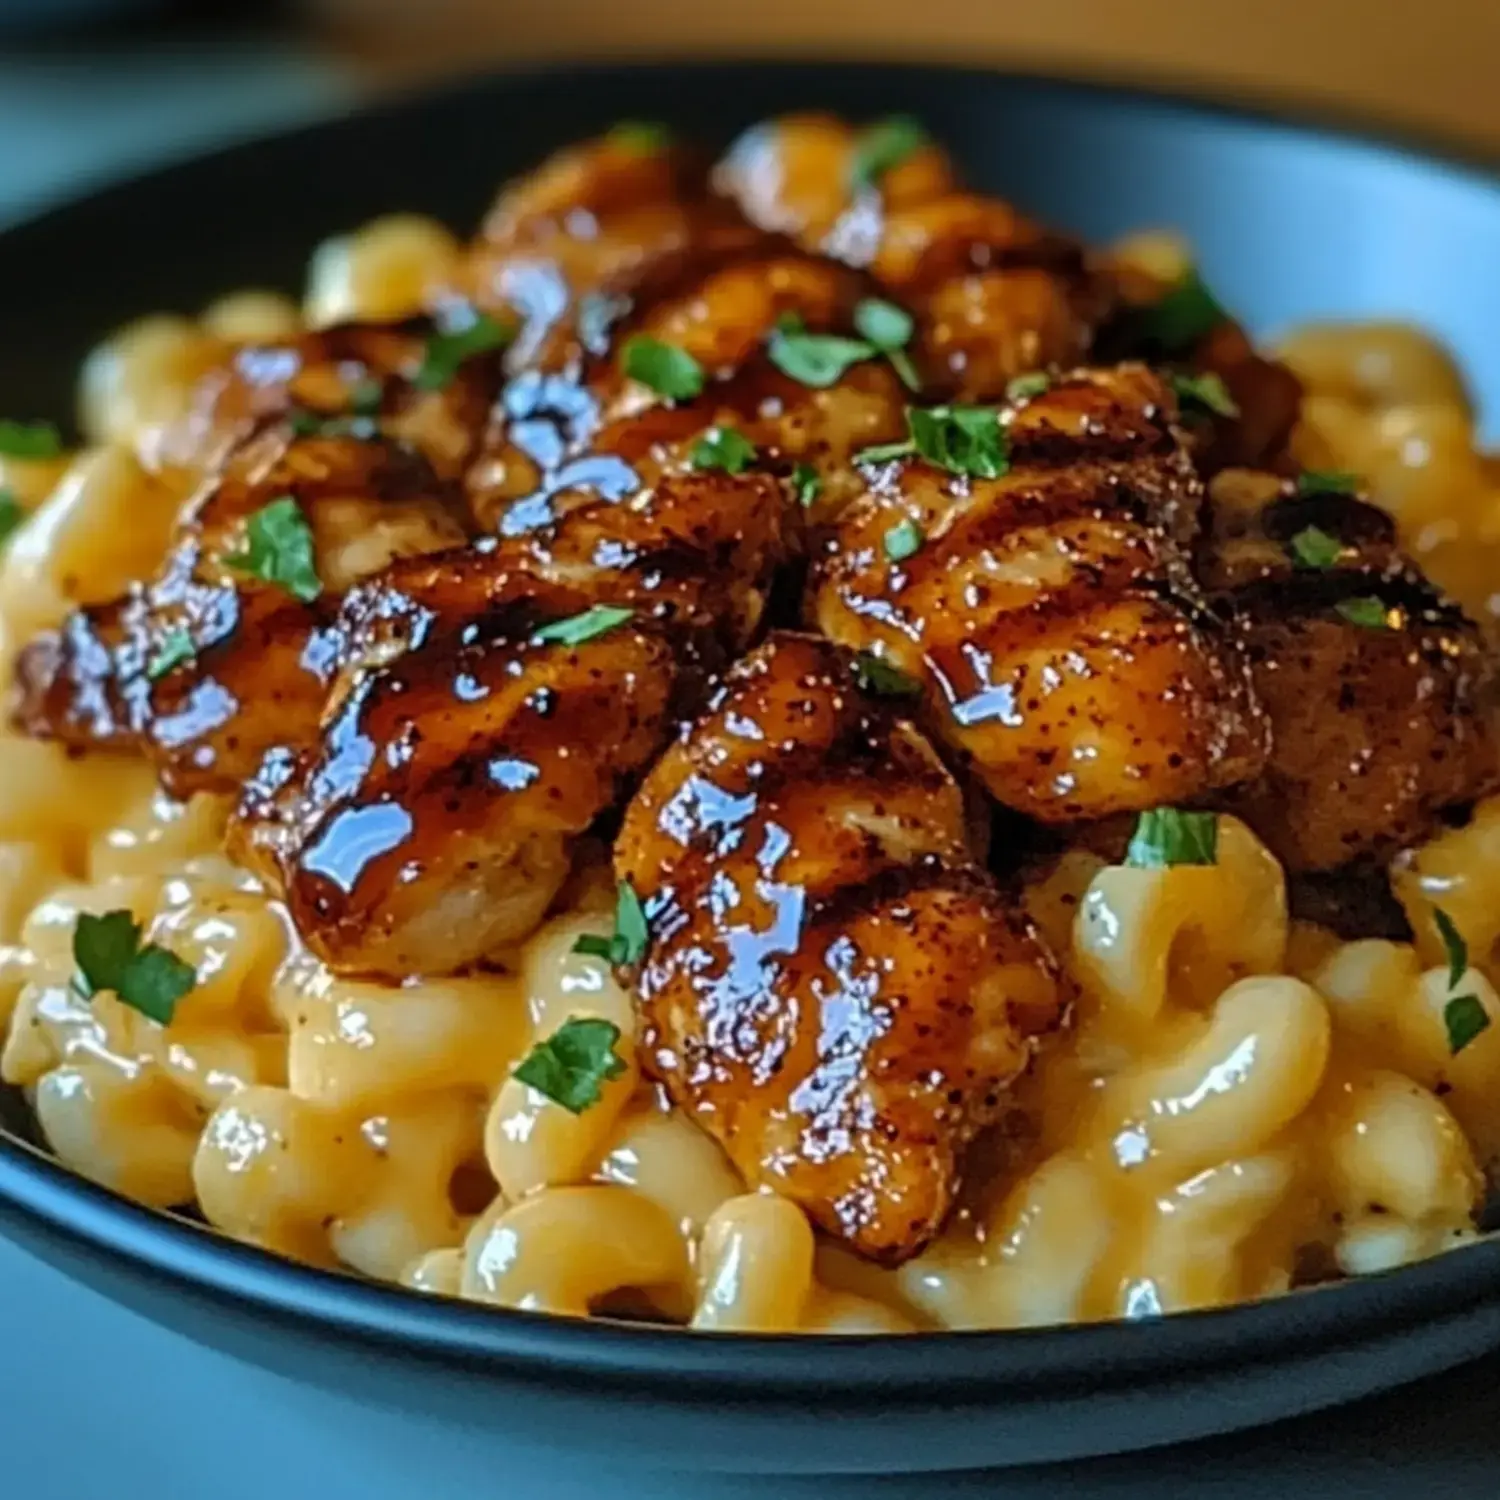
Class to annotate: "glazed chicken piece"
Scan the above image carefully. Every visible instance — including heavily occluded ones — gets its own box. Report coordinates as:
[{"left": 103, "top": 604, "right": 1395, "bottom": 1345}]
[
  {"left": 13, "top": 429, "right": 467, "bottom": 796},
  {"left": 715, "top": 112, "right": 1113, "bottom": 400},
  {"left": 616, "top": 632, "right": 1067, "bottom": 1265},
  {"left": 812, "top": 365, "right": 1269, "bottom": 823},
  {"left": 150, "top": 317, "right": 507, "bottom": 484},
  {"left": 1201, "top": 468, "right": 1499, "bottom": 870},
  {"left": 462, "top": 128, "right": 768, "bottom": 372}
]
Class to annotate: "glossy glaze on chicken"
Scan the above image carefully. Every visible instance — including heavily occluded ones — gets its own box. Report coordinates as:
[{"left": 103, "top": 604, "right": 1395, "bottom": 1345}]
[{"left": 10, "top": 114, "right": 1499, "bottom": 1272}]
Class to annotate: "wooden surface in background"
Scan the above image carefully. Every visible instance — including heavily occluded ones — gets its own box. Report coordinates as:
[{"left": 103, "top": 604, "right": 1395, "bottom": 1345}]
[{"left": 315, "top": 0, "right": 1500, "bottom": 153}]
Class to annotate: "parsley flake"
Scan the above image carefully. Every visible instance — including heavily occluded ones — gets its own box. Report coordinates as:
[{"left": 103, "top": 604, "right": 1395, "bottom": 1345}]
[
  {"left": 1434, "top": 907, "right": 1469, "bottom": 990},
  {"left": 856, "top": 404, "right": 1009, "bottom": 479},
  {"left": 72, "top": 909, "right": 196, "bottom": 1026},
  {"left": 146, "top": 628, "right": 195, "bottom": 681},
  {"left": 1170, "top": 371, "right": 1241, "bottom": 420},
  {"left": 0, "top": 419, "right": 62, "bottom": 459},
  {"left": 532, "top": 604, "right": 634, "bottom": 647},
  {"left": 622, "top": 335, "right": 705, "bottom": 400},
  {"left": 224, "top": 497, "right": 322, "bottom": 603},
  {"left": 1335, "top": 596, "right": 1392, "bottom": 631},
  {"left": 1006, "top": 372, "right": 1051, "bottom": 402},
  {"left": 884, "top": 518, "right": 924, "bottom": 562},
  {"left": 0, "top": 492, "right": 22, "bottom": 550},
  {"left": 1445, "top": 994, "right": 1491, "bottom": 1056},
  {"left": 768, "top": 315, "right": 875, "bottom": 388},
  {"left": 608, "top": 120, "right": 672, "bottom": 152},
  {"left": 1297, "top": 470, "right": 1360, "bottom": 498},
  {"left": 852, "top": 652, "right": 923, "bottom": 698},
  {"left": 853, "top": 297, "right": 921, "bottom": 391},
  {"left": 513, "top": 1016, "right": 629, "bottom": 1114},
  {"left": 1138, "top": 269, "right": 1226, "bottom": 354},
  {"left": 413, "top": 312, "right": 511, "bottom": 391},
  {"left": 1125, "top": 808, "right": 1219, "bottom": 868},
  {"left": 791, "top": 462, "right": 821, "bottom": 509},
  {"left": 1289, "top": 525, "right": 1344, "bottom": 571},
  {"left": 573, "top": 881, "right": 651, "bottom": 967},
  {"left": 691, "top": 426, "right": 758, "bottom": 475},
  {"left": 849, "top": 115, "right": 929, "bottom": 188}
]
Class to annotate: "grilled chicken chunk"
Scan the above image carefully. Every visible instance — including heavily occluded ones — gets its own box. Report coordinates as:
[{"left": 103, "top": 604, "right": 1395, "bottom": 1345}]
[
  {"left": 13, "top": 430, "right": 466, "bottom": 796},
  {"left": 715, "top": 113, "right": 1112, "bottom": 400},
  {"left": 812, "top": 365, "right": 1269, "bottom": 822},
  {"left": 616, "top": 632, "right": 1067, "bottom": 1264},
  {"left": 1202, "top": 469, "right": 1499, "bottom": 869}
]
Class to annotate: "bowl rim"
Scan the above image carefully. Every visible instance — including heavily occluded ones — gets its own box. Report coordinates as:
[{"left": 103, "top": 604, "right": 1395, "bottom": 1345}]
[{"left": 4, "top": 55, "right": 1500, "bottom": 1399}]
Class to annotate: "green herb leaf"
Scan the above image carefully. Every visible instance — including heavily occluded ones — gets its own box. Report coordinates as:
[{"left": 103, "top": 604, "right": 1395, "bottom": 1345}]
[
  {"left": 856, "top": 438, "right": 916, "bottom": 466},
  {"left": 513, "top": 1016, "right": 628, "bottom": 1114},
  {"left": 1005, "top": 372, "right": 1051, "bottom": 402},
  {"left": 852, "top": 651, "right": 923, "bottom": 698},
  {"left": 768, "top": 319, "right": 876, "bottom": 388},
  {"left": 908, "top": 405, "right": 1009, "bottom": 478},
  {"left": 532, "top": 604, "right": 634, "bottom": 647},
  {"left": 0, "top": 492, "right": 22, "bottom": 550},
  {"left": 622, "top": 335, "right": 705, "bottom": 400},
  {"left": 413, "top": 312, "right": 511, "bottom": 391},
  {"left": 884, "top": 518, "right": 924, "bottom": 562},
  {"left": 571, "top": 933, "right": 618, "bottom": 962},
  {"left": 1444, "top": 993, "right": 1491, "bottom": 1056},
  {"left": 72, "top": 909, "right": 196, "bottom": 1026},
  {"left": 0, "top": 419, "right": 62, "bottom": 459},
  {"left": 146, "top": 628, "right": 195, "bottom": 681},
  {"left": 691, "top": 426, "right": 758, "bottom": 475},
  {"left": 1433, "top": 907, "right": 1469, "bottom": 990},
  {"left": 1170, "top": 371, "right": 1241, "bottom": 420},
  {"left": 1335, "top": 596, "right": 1392, "bottom": 631},
  {"left": 608, "top": 120, "right": 673, "bottom": 152},
  {"left": 1289, "top": 525, "right": 1344, "bottom": 571},
  {"left": 849, "top": 115, "right": 929, "bottom": 188},
  {"left": 612, "top": 881, "right": 649, "bottom": 966},
  {"left": 853, "top": 297, "right": 921, "bottom": 390},
  {"left": 1139, "top": 269, "right": 1226, "bottom": 355},
  {"left": 791, "top": 461, "right": 821, "bottom": 509},
  {"left": 348, "top": 376, "right": 385, "bottom": 416},
  {"left": 1297, "top": 469, "right": 1360, "bottom": 498},
  {"left": 1125, "top": 808, "right": 1219, "bottom": 868},
  {"left": 224, "top": 497, "right": 322, "bottom": 603}
]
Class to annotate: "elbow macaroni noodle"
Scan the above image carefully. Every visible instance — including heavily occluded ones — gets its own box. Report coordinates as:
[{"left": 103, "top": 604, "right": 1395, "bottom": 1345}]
[{"left": 0, "top": 226, "right": 1498, "bottom": 1333}]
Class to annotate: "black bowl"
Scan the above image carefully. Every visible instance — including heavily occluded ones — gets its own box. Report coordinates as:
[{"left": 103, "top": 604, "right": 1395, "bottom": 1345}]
[{"left": 3, "top": 61, "right": 1500, "bottom": 1477}]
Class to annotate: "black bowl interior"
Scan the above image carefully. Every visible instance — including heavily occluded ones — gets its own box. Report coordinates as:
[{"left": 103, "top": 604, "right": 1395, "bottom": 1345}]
[{"left": 3, "top": 61, "right": 1500, "bottom": 1476}]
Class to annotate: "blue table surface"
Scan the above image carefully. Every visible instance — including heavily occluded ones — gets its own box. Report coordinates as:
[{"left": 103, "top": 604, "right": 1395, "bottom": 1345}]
[{"left": 5, "top": 36, "right": 1500, "bottom": 1498}]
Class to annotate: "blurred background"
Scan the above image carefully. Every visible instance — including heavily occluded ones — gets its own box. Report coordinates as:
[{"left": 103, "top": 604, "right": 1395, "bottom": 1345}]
[{"left": 2, "top": 0, "right": 1500, "bottom": 227}]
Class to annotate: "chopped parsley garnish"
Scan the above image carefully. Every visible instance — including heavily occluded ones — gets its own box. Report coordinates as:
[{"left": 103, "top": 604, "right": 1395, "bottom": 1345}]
[
  {"left": 1005, "top": 372, "right": 1051, "bottom": 402},
  {"left": 1170, "top": 371, "right": 1241, "bottom": 420},
  {"left": 852, "top": 651, "right": 923, "bottom": 698},
  {"left": 223, "top": 497, "right": 322, "bottom": 603},
  {"left": 858, "top": 404, "right": 1009, "bottom": 479},
  {"left": 0, "top": 492, "right": 21, "bottom": 550},
  {"left": 532, "top": 604, "right": 634, "bottom": 647},
  {"left": 622, "top": 335, "right": 705, "bottom": 400},
  {"left": 1434, "top": 907, "right": 1469, "bottom": 990},
  {"left": 348, "top": 376, "right": 385, "bottom": 415},
  {"left": 1138, "top": 269, "right": 1226, "bottom": 354},
  {"left": 849, "top": 114, "right": 929, "bottom": 188},
  {"left": 690, "top": 426, "right": 758, "bottom": 475},
  {"left": 1125, "top": 808, "right": 1219, "bottom": 868},
  {"left": 513, "top": 1016, "right": 629, "bottom": 1115},
  {"left": 1334, "top": 596, "right": 1392, "bottom": 631},
  {"left": 146, "top": 628, "right": 195, "bottom": 681},
  {"left": 1445, "top": 994, "right": 1490, "bottom": 1056},
  {"left": 573, "top": 881, "right": 650, "bottom": 967},
  {"left": 608, "top": 120, "right": 672, "bottom": 152},
  {"left": 413, "top": 312, "right": 511, "bottom": 391},
  {"left": 1289, "top": 525, "right": 1344, "bottom": 571},
  {"left": 853, "top": 297, "right": 921, "bottom": 391},
  {"left": 884, "top": 518, "right": 924, "bottom": 562},
  {"left": 768, "top": 314, "right": 875, "bottom": 389},
  {"left": 791, "top": 461, "right": 821, "bottom": 509},
  {"left": 0, "top": 419, "right": 62, "bottom": 459},
  {"left": 1297, "top": 470, "right": 1360, "bottom": 498},
  {"left": 72, "top": 909, "right": 196, "bottom": 1026}
]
